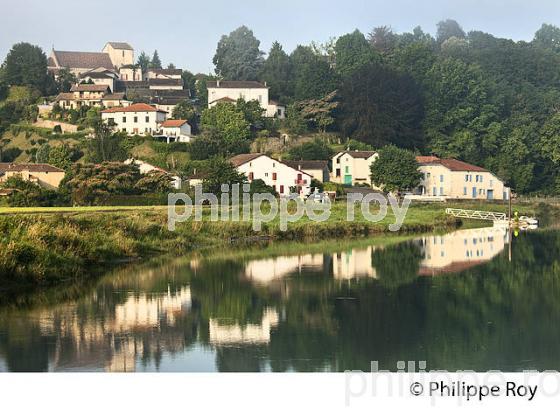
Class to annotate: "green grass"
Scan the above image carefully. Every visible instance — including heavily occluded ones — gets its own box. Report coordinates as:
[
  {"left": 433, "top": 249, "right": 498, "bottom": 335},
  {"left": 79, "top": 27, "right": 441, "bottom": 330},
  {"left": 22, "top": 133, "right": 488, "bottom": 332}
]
[{"left": 0, "top": 199, "right": 550, "bottom": 288}]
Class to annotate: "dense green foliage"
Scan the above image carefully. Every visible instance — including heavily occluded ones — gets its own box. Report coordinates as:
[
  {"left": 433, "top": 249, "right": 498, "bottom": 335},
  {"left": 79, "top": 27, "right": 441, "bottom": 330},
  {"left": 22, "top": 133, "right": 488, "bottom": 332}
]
[
  {"left": 213, "top": 26, "right": 264, "bottom": 81},
  {"left": 370, "top": 145, "right": 422, "bottom": 193}
]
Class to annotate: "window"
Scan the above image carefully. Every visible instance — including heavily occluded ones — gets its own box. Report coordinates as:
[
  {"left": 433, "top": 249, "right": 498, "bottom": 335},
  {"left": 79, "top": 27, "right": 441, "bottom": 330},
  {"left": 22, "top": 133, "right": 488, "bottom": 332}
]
[
  {"left": 134, "top": 117, "right": 138, "bottom": 123},
  {"left": 480, "top": 175, "right": 483, "bottom": 183},
  {"left": 427, "top": 172, "right": 431, "bottom": 178},
  {"left": 465, "top": 174, "right": 469, "bottom": 182},
  {"left": 463, "top": 187, "right": 467, "bottom": 195},
  {"left": 280, "top": 185, "right": 284, "bottom": 194},
  {"left": 440, "top": 175, "right": 444, "bottom": 182},
  {"left": 145, "top": 116, "right": 149, "bottom": 122},
  {"left": 336, "top": 157, "right": 340, "bottom": 164},
  {"left": 248, "top": 172, "right": 254, "bottom": 181},
  {"left": 107, "top": 118, "right": 115, "bottom": 126},
  {"left": 345, "top": 166, "right": 349, "bottom": 173},
  {"left": 264, "top": 173, "right": 268, "bottom": 177},
  {"left": 296, "top": 173, "right": 301, "bottom": 181},
  {"left": 123, "top": 117, "right": 127, "bottom": 123},
  {"left": 440, "top": 187, "right": 444, "bottom": 195},
  {"left": 335, "top": 169, "right": 340, "bottom": 177}
]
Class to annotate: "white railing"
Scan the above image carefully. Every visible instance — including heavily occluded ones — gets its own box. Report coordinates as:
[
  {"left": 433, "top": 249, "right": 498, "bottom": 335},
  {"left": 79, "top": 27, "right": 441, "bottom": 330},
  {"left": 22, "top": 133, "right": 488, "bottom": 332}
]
[{"left": 445, "top": 208, "right": 508, "bottom": 221}]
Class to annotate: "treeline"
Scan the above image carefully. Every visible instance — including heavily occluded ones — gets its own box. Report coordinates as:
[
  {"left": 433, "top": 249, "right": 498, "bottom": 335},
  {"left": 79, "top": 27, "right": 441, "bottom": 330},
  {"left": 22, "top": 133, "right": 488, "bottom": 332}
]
[{"left": 211, "top": 22, "right": 560, "bottom": 194}]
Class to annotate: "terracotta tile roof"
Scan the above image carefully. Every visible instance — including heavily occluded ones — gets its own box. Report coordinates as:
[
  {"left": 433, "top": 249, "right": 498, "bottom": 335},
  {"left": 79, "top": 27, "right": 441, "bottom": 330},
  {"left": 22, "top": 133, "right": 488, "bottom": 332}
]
[
  {"left": 106, "top": 42, "right": 133, "bottom": 50},
  {"left": 282, "top": 160, "right": 329, "bottom": 170},
  {"left": 207, "top": 80, "right": 268, "bottom": 89},
  {"left": 0, "top": 163, "right": 65, "bottom": 173},
  {"left": 101, "top": 103, "right": 166, "bottom": 113},
  {"left": 55, "top": 92, "right": 75, "bottom": 101},
  {"left": 161, "top": 119, "right": 189, "bottom": 127},
  {"left": 339, "top": 150, "right": 377, "bottom": 159},
  {"left": 70, "top": 84, "right": 111, "bottom": 92},
  {"left": 230, "top": 153, "right": 265, "bottom": 167},
  {"left": 148, "top": 68, "right": 182, "bottom": 76},
  {"left": 52, "top": 50, "right": 114, "bottom": 70},
  {"left": 102, "top": 92, "right": 127, "bottom": 101},
  {"left": 416, "top": 156, "right": 488, "bottom": 172},
  {"left": 148, "top": 78, "right": 183, "bottom": 87}
]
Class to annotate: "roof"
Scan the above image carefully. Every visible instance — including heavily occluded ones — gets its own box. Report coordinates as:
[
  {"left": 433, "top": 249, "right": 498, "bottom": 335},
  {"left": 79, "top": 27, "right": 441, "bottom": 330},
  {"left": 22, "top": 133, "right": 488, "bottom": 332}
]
[
  {"left": 55, "top": 92, "right": 75, "bottom": 101},
  {"left": 106, "top": 42, "right": 133, "bottom": 50},
  {"left": 52, "top": 50, "right": 114, "bottom": 70},
  {"left": 210, "top": 96, "right": 236, "bottom": 104},
  {"left": 161, "top": 119, "right": 189, "bottom": 128},
  {"left": 338, "top": 150, "right": 377, "bottom": 159},
  {"left": 230, "top": 153, "right": 266, "bottom": 167},
  {"left": 148, "top": 78, "right": 183, "bottom": 87},
  {"left": 70, "top": 84, "right": 111, "bottom": 92},
  {"left": 102, "top": 92, "right": 127, "bottom": 100},
  {"left": 80, "top": 71, "right": 114, "bottom": 79},
  {"left": 207, "top": 80, "right": 268, "bottom": 89},
  {"left": 269, "top": 100, "right": 285, "bottom": 107},
  {"left": 101, "top": 103, "right": 166, "bottom": 113},
  {"left": 149, "top": 68, "right": 182, "bottom": 76},
  {"left": 0, "top": 163, "right": 65, "bottom": 173},
  {"left": 282, "top": 160, "right": 329, "bottom": 170},
  {"left": 416, "top": 156, "right": 489, "bottom": 172}
]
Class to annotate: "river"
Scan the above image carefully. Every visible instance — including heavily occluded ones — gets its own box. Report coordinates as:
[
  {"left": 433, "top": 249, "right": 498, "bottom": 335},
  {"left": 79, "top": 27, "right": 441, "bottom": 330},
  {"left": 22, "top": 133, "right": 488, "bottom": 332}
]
[{"left": 1, "top": 226, "right": 559, "bottom": 372}]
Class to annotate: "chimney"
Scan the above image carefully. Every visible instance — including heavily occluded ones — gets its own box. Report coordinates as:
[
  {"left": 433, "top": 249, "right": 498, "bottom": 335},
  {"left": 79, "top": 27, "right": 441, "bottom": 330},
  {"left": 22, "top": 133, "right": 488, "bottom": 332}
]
[
  {"left": 217, "top": 80, "right": 221, "bottom": 87},
  {"left": 298, "top": 164, "right": 302, "bottom": 171},
  {"left": 264, "top": 81, "right": 267, "bottom": 87}
]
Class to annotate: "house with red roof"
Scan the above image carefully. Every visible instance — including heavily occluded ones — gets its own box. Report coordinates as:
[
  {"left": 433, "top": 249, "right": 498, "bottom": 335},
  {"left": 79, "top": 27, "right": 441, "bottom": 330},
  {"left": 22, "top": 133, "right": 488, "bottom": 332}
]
[
  {"left": 101, "top": 103, "right": 168, "bottom": 136},
  {"left": 416, "top": 156, "right": 509, "bottom": 200},
  {"left": 155, "top": 119, "right": 193, "bottom": 143}
]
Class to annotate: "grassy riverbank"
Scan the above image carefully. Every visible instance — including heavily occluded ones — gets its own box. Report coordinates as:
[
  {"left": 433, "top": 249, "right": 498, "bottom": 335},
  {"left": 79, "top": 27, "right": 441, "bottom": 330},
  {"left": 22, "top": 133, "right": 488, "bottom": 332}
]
[{"left": 0, "top": 200, "right": 549, "bottom": 288}]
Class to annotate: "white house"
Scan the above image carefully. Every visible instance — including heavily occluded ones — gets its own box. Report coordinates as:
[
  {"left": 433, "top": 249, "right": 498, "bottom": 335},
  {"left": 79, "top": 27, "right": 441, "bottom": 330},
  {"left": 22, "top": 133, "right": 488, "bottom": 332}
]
[
  {"left": 155, "top": 119, "right": 193, "bottom": 143},
  {"left": 79, "top": 68, "right": 119, "bottom": 91},
  {"left": 281, "top": 160, "right": 330, "bottom": 183},
  {"left": 207, "top": 80, "right": 286, "bottom": 119},
  {"left": 124, "top": 158, "right": 181, "bottom": 190},
  {"left": 102, "top": 42, "right": 134, "bottom": 68},
  {"left": 415, "top": 156, "right": 509, "bottom": 200},
  {"left": 101, "top": 103, "right": 167, "bottom": 136},
  {"left": 145, "top": 68, "right": 182, "bottom": 80},
  {"left": 331, "top": 151, "right": 378, "bottom": 186},
  {"left": 230, "top": 153, "right": 312, "bottom": 196}
]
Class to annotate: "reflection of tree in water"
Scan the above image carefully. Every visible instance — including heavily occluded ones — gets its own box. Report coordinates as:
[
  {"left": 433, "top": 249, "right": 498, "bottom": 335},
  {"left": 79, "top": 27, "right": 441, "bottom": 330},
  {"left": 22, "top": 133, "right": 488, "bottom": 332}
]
[{"left": 372, "top": 242, "right": 422, "bottom": 288}]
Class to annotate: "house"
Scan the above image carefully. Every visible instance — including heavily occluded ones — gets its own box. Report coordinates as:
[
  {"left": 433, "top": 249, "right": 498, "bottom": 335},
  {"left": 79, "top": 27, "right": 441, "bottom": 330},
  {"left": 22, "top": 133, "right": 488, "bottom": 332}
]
[
  {"left": 148, "top": 78, "right": 184, "bottom": 91},
  {"left": 79, "top": 68, "right": 119, "bottom": 92},
  {"left": 101, "top": 103, "right": 167, "bottom": 136},
  {"left": 230, "top": 153, "right": 312, "bottom": 196},
  {"left": 415, "top": 156, "right": 509, "bottom": 200},
  {"left": 118, "top": 65, "right": 143, "bottom": 82},
  {"left": 0, "top": 163, "right": 65, "bottom": 189},
  {"left": 102, "top": 42, "right": 134, "bottom": 69},
  {"left": 55, "top": 84, "right": 112, "bottom": 109},
  {"left": 145, "top": 68, "right": 182, "bottom": 81},
  {"left": 281, "top": 160, "right": 330, "bottom": 183},
  {"left": 331, "top": 151, "right": 378, "bottom": 186},
  {"left": 155, "top": 119, "right": 193, "bottom": 143},
  {"left": 48, "top": 49, "right": 114, "bottom": 77},
  {"left": 124, "top": 158, "right": 181, "bottom": 189},
  {"left": 207, "top": 80, "right": 286, "bottom": 119}
]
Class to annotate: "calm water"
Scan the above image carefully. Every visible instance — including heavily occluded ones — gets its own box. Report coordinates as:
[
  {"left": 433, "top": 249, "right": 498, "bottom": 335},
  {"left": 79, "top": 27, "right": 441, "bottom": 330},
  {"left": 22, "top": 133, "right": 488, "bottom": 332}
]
[{"left": 1, "top": 226, "right": 559, "bottom": 372}]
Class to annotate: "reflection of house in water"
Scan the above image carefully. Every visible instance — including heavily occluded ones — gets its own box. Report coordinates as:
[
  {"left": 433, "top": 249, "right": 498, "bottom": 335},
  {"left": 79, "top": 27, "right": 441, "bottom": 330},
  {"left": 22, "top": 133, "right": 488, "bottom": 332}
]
[
  {"left": 209, "top": 309, "right": 279, "bottom": 345},
  {"left": 333, "top": 247, "right": 377, "bottom": 280},
  {"left": 244, "top": 255, "right": 325, "bottom": 283},
  {"left": 36, "top": 286, "right": 192, "bottom": 372},
  {"left": 417, "top": 227, "right": 508, "bottom": 276}
]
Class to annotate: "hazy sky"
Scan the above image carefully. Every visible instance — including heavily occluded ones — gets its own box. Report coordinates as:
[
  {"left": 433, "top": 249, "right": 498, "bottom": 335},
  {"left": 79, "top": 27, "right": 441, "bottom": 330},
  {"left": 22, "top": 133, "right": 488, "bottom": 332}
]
[{"left": 1, "top": 0, "right": 559, "bottom": 73}]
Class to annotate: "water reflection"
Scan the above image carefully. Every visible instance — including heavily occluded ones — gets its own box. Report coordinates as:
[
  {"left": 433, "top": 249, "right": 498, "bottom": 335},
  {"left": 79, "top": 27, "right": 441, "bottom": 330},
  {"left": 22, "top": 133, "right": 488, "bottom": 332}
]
[{"left": 2, "top": 227, "right": 560, "bottom": 372}]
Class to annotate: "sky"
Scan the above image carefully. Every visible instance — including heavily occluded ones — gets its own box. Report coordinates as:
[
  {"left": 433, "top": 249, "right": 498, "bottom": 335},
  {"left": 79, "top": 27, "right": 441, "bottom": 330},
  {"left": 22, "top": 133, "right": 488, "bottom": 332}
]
[{"left": 1, "top": 0, "right": 559, "bottom": 74}]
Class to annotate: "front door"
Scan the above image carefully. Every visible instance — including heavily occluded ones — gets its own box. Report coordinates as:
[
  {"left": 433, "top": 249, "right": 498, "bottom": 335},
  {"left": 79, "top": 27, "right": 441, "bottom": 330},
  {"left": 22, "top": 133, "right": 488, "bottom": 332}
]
[{"left": 344, "top": 174, "right": 352, "bottom": 185}]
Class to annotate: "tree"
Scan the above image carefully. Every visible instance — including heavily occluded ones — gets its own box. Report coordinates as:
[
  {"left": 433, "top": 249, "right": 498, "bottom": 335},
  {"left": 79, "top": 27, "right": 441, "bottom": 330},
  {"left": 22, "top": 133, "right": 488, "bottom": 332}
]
[
  {"left": 436, "top": 19, "right": 466, "bottom": 44},
  {"left": 54, "top": 68, "right": 76, "bottom": 93},
  {"left": 135, "top": 171, "right": 173, "bottom": 193},
  {"left": 84, "top": 120, "right": 127, "bottom": 163},
  {"left": 150, "top": 50, "right": 162, "bottom": 69},
  {"left": 2, "top": 43, "right": 48, "bottom": 93},
  {"left": 137, "top": 52, "right": 151, "bottom": 74},
  {"left": 213, "top": 26, "right": 264, "bottom": 80},
  {"left": 296, "top": 91, "right": 339, "bottom": 132},
  {"left": 368, "top": 26, "right": 398, "bottom": 53},
  {"left": 167, "top": 63, "right": 176, "bottom": 69},
  {"left": 46, "top": 144, "right": 81, "bottom": 171},
  {"left": 235, "top": 98, "right": 265, "bottom": 130},
  {"left": 534, "top": 23, "right": 560, "bottom": 51},
  {"left": 370, "top": 145, "right": 421, "bottom": 193},
  {"left": 288, "top": 139, "right": 333, "bottom": 161},
  {"left": 259, "top": 42, "right": 291, "bottom": 100},
  {"left": 290, "top": 45, "right": 337, "bottom": 101},
  {"left": 1, "top": 176, "right": 64, "bottom": 207},
  {"left": 187, "top": 135, "right": 221, "bottom": 160},
  {"left": 200, "top": 102, "right": 251, "bottom": 155},
  {"left": 334, "top": 30, "right": 380, "bottom": 77},
  {"left": 181, "top": 70, "right": 196, "bottom": 93},
  {"left": 337, "top": 62, "right": 424, "bottom": 149},
  {"left": 202, "top": 157, "right": 247, "bottom": 195},
  {"left": 373, "top": 242, "right": 422, "bottom": 288},
  {"left": 172, "top": 100, "right": 199, "bottom": 133}
]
